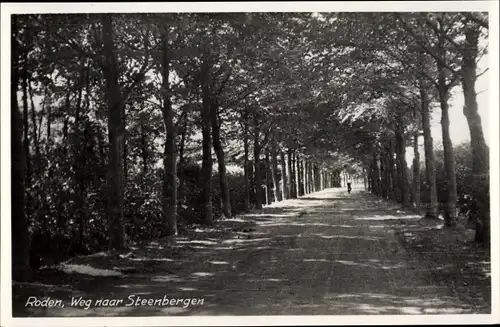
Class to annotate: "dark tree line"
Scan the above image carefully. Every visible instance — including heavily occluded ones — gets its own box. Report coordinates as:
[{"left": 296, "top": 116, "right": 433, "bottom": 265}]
[{"left": 11, "top": 12, "right": 489, "bottom": 281}]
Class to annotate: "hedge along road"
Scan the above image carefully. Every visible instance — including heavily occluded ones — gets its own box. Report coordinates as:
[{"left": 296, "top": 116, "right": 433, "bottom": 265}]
[{"left": 14, "top": 184, "right": 490, "bottom": 317}]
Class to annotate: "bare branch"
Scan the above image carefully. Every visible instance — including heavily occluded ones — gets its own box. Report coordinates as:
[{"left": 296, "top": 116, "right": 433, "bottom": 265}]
[
  {"left": 475, "top": 47, "right": 488, "bottom": 64},
  {"left": 476, "top": 89, "right": 487, "bottom": 96},
  {"left": 476, "top": 67, "right": 489, "bottom": 78}
]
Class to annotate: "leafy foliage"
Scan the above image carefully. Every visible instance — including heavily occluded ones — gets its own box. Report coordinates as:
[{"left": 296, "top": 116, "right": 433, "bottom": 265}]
[{"left": 11, "top": 12, "right": 490, "bottom": 275}]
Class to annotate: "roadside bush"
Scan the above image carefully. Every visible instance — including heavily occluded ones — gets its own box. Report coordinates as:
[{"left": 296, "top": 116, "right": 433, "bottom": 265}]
[
  {"left": 27, "top": 154, "right": 255, "bottom": 267},
  {"left": 418, "top": 141, "right": 485, "bottom": 226},
  {"left": 179, "top": 162, "right": 248, "bottom": 226}
]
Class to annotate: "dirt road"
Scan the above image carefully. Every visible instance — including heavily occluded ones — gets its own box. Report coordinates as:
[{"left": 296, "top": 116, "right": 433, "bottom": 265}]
[{"left": 13, "top": 185, "right": 490, "bottom": 316}]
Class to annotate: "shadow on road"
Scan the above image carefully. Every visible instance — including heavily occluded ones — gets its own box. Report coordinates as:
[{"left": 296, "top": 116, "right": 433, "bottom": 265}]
[{"left": 12, "top": 187, "right": 491, "bottom": 317}]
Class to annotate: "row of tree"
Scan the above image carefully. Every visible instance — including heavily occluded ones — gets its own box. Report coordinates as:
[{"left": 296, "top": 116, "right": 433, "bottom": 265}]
[
  {"left": 11, "top": 12, "right": 489, "bottom": 282},
  {"left": 335, "top": 12, "right": 489, "bottom": 238}
]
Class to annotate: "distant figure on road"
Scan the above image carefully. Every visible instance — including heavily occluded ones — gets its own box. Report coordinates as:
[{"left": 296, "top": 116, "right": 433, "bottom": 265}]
[{"left": 347, "top": 179, "right": 352, "bottom": 194}]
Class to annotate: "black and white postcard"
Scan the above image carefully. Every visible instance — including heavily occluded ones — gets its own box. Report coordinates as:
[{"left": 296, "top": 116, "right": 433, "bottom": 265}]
[{"left": 1, "top": 1, "right": 499, "bottom": 326}]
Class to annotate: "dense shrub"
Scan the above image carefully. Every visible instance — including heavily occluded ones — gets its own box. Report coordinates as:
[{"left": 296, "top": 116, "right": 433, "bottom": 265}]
[
  {"left": 417, "top": 141, "right": 484, "bottom": 222},
  {"left": 178, "top": 162, "right": 248, "bottom": 226}
]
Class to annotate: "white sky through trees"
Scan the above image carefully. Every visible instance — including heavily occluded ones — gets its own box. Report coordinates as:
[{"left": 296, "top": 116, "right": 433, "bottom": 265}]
[{"left": 406, "top": 51, "right": 490, "bottom": 166}]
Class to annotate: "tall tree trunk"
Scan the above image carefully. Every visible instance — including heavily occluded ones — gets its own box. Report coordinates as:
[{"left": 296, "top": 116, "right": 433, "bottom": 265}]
[
  {"left": 309, "top": 161, "right": 314, "bottom": 193},
  {"left": 265, "top": 150, "right": 272, "bottom": 204},
  {"left": 21, "top": 61, "right": 31, "bottom": 188},
  {"left": 388, "top": 140, "right": 397, "bottom": 201},
  {"left": 462, "top": 24, "right": 490, "bottom": 242},
  {"left": 287, "top": 149, "right": 295, "bottom": 198},
  {"left": 324, "top": 169, "right": 328, "bottom": 190},
  {"left": 384, "top": 149, "right": 392, "bottom": 199},
  {"left": 367, "top": 165, "right": 373, "bottom": 192},
  {"left": 201, "top": 58, "right": 214, "bottom": 224},
  {"left": 45, "top": 95, "right": 53, "bottom": 174},
  {"left": 211, "top": 103, "right": 231, "bottom": 218},
  {"left": 62, "top": 79, "right": 71, "bottom": 148},
  {"left": 77, "top": 122, "right": 90, "bottom": 246},
  {"left": 319, "top": 166, "right": 323, "bottom": 191},
  {"left": 299, "top": 157, "right": 304, "bottom": 193},
  {"left": 412, "top": 133, "right": 421, "bottom": 214},
  {"left": 363, "top": 168, "right": 367, "bottom": 190},
  {"left": 28, "top": 81, "right": 40, "bottom": 167},
  {"left": 324, "top": 170, "right": 327, "bottom": 190},
  {"left": 12, "top": 20, "right": 30, "bottom": 279},
  {"left": 380, "top": 151, "right": 387, "bottom": 199},
  {"left": 419, "top": 76, "right": 439, "bottom": 219},
  {"left": 304, "top": 160, "right": 311, "bottom": 194},
  {"left": 280, "top": 149, "right": 288, "bottom": 200},
  {"left": 177, "top": 112, "right": 188, "bottom": 204},
  {"left": 301, "top": 159, "right": 306, "bottom": 194},
  {"left": 161, "top": 33, "right": 178, "bottom": 234},
  {"left": 318, "top": 169, "right": 321, "bottom": 191},
  {"left": 254, "top": 122, "right": 263, "bottom": 209},
  {"left": 311, "top": 163, "right": 316, "bottom": 192},
  {"left": 73, "top": 64, "right": 88, "bottom": 245},
  {"left": 324, "top": 171, "right": 327, "bottom": 189},
  {"left": 304, "top": 160, "right": 309, "bottom": 194},
  {"left": 291, "top": 150, "right": 298, "bottom": 198},
  {"left": 270, "top": 140, "right": 281, "bottom": 202},
  {"left": 123, "top": 104, "right": 128, "bottom": 185},
  {"left": 296, "top": 155, "right": 302, "bottom": 196},
  {"left": 300, "top": 159, "right": 304, "bottom": 193},
  {"left": 438, "top": 70, "right": 458, "bottom": 226},
  {"left": 248, "top": 159, "right": 255, "bottom": 206},
  {"left": 46, "top": 96, "right": 52, "bottom": 152},
  {"left": 101, "top": 14, "right": 126, "bottom": 249},
  {"left": 73, "top": 74, "right": 85, "bottom": 137},
  {"left": 291, "top": 151, "right": 296, "bottom": 196},
  {"left": 243, "top": 121, "right": 250, "bottom": 210},
  {"left": 320, "top": 169, "right": 324, "bottom": 190},
  {"left": 395, "top": 120, "right": 410, "bottom": 206},
  {"left": 70, "top": 58, "right": 88, "bottom": 238},
  {"left": 384, "top": 150, "right": 394, "bottom": 199},
  {"left": 313, "top": 164, "right": 318, "bottom": 192},
  {"left": 295, "top": 153, "right": 300, "bottom": 196},
  {"left": 140, "top": 113, "right": 148, "bottom": 191},
  {"left": 74, "top": 58, "right": 85, "bottom": 126},
  {"left": 371, "top": 153, "right": 380, "bottom": 196},
  {"left": 37, "top": 85, "right": 47, "bottom": 144}
]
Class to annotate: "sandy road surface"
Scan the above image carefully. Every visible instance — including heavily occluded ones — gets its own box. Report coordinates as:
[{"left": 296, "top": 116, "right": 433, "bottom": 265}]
[{"left": 13, "top": 185, "right": 490, "bottom": 316}]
